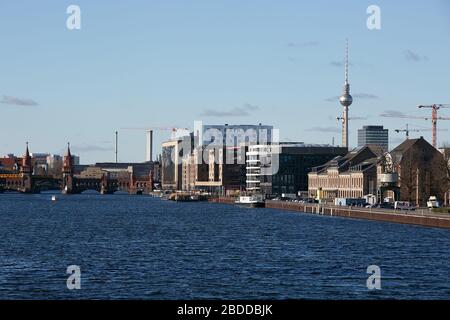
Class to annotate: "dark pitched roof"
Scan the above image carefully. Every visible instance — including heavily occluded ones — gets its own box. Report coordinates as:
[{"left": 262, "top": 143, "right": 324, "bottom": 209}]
[
  {"left": 391, "top": 138, "right": 421, "bottom": 155},
  {"left": 0, "top": 157, "right": 18, "bottom": 168},
  {"left": 311, "top": 145, "right": 379, "bottom": 174},
  {"left": 389, "top": 137, "right": 435, "bottom": 163},
  {"left": 365, "top": 144, "right": 386, "bottom": 157},
  {"left": 348, "top": 157, "right": 378, "bottom": 172}
]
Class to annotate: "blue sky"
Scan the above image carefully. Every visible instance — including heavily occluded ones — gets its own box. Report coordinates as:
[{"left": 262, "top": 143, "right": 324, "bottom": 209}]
[{"left": 0, "top": 0, "right": 449, "bottom": 163}]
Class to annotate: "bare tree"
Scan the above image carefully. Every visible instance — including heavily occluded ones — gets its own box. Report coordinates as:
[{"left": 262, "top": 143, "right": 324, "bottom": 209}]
[
  {"left": 439, "top": 142, "right": 450, "bottom": 206},
  {"left": 397, "top": 149, "right": 417, "bottom": 204}
]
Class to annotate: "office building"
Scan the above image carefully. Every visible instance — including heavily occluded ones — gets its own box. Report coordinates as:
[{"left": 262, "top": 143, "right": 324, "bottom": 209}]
[
  {"left": 358, "top": 125, "right": 389, "bottom": 152},
  {"left": 161, "top": 134, "right": 193, "bottom": 190},
  {"left": 192, "top": 146, "right": 246, "bottom": 195},
  {"left": 247, "top": 143, "right": 348, "bottom": 198}
]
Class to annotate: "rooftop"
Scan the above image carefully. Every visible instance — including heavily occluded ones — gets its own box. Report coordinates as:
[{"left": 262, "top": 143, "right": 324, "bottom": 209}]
[{"left": 360, "top": 125, "right": 386, "bottom": 130}]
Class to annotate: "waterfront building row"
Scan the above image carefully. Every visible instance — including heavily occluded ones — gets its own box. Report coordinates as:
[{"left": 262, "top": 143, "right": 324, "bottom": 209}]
[{"left": 308, "top": 138, "right": 449, "bottom": 206}]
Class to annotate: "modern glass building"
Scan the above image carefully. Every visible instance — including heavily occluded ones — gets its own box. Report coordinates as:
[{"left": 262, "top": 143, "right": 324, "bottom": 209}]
[
  {"left": 246, "top": 143, "right": 348, "bottom": 197},
  {"left": 357, "top": 125, "right": 389, "bottom": 152}
]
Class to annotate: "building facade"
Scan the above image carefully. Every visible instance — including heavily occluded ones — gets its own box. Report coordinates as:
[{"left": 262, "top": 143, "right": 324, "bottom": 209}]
[
  {"left": 308, "top": 146, "right": 381, "bottom": 201},
  {"left": 161, "top": 135, "right": 193, "bottom": 190},
  {"left": 0, "top": 154, "right": 20, "bottom": 172},
  {"left": 390, "top": 137, "right": 446, "bottom": 206},
  {"left": 247, "top": 143, "right": 348, "bottom": 198},
  {"left": 358, "top": 125, "right": 389, "bottom": 152},
  {"left": 181, "top": 154, "right": 196, "bottom": 191},
  {"left": 166, "top": 123, "right": 275, "bottom": 193},
  {"left": 308, "top": 138, "right": 447, "bottom": 206},
  {"left": 192, "top": 146, "right": 246, "bottom": 195}
]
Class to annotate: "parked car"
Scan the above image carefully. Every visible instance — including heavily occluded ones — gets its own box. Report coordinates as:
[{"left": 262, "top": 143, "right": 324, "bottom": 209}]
[
  {"left": 334, "top": 198, "right": 367, "bottom": 207},
  {"left": 376, "top": 202, "right": 394, "bottom": 209}
]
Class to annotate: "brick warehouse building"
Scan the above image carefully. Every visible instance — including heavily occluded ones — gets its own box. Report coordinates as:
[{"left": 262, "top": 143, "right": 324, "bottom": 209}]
[
  {"left": 308, "top": 137, "right": 447, "bottom": 206},
  {"left": 390, "top": 137, "right": 447, "bottom": 206},
  {"left": 308, "top": 145, "right": 382, "bottom": 201}
]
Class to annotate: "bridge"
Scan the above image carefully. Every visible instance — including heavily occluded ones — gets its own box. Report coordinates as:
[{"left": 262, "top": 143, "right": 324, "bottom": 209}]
[
  {"left": 0, "top": 174, "right": 60, "bottom": 193},
  {"left": 0, "top": 144, "right": 155, "bottom": 195},
  {"left": 63, "top": 172, "right": 153, "bottom": 195}
]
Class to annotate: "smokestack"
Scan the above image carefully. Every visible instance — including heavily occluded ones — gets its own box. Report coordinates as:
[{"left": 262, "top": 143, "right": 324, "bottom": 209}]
[
  {"left": 115, "top": 131, "right": 118, "bottom": 163},
  {"left": 146, "top": 129, "right": 153, "bottom": 162}
]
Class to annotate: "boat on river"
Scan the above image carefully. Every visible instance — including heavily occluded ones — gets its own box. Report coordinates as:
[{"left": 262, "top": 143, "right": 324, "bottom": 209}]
[{"left": 235, "top": 195, "right": 265, "bottom": 208}]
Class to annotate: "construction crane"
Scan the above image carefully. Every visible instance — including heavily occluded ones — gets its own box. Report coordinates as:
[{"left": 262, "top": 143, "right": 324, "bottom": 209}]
[
  {"left": 336, "top": 116, "right": 366, "bottom": 121},
  {"left": 121, "top": 127, "right": 189, "bottom": 162},
  {"left": 381, "top": 105, "right": 450, "bottom": 148},
  {"left": 394, "top": 123, "right": 447, "bottom": 140},
  {"left": 417, "top": 104, "right": 450, "bottom": 148},
  {"left": 394, "top": 124, "right": 422, "bottom": 139}
]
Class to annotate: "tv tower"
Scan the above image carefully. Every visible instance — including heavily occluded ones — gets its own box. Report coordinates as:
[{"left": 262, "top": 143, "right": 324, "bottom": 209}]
[{"left": 339, "top": 39, "right": 353, "bottom": 149}]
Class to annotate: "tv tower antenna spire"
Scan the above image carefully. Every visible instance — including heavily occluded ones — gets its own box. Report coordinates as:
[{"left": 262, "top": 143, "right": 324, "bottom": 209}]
[
  {"left": 339, "top": 38, "right": 353, "bottom": 149},
  {"left": 345, "top": 39, "right": 349, "bottom": 84}
]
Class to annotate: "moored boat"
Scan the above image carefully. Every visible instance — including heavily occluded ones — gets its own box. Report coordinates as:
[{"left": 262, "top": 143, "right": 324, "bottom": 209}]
[
  {"left": 168, "top": 192, "right": 208, "bottom": 202},
  {"left": 235, "top": 195, "right": 265, "bottom": 208}
]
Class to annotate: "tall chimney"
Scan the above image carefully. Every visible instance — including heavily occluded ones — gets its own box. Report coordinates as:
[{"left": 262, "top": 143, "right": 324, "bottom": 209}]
[
  {"left": 115, "top": 131, "right": 118, "bottom": 163},
  {"left": 146, "top": 129, "right": 153, "bottom": 162}
]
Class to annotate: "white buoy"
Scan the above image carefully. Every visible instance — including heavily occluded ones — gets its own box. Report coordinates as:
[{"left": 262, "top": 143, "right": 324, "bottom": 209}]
[{"left": 51, "top": 195, "right": 57, "bottom": 201}]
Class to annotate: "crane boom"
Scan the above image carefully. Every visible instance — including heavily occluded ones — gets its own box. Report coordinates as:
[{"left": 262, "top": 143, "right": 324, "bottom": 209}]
[
  {"left": 395, "top": 124, "right": 423, "bottom": 139},
  {"left": 417, "top": 104, "right": 450, "bottom": 148},
  {"left": 394, "top": 123, "right": 447, "bottom": 140}
]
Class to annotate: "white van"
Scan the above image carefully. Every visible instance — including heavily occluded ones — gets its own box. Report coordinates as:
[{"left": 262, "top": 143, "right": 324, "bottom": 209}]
[
  {"left": 394, "top": 201, "right": 415, "bottom": 211},
  {"left": 427, "top": 196, "right": 440, "bottom": 209}
]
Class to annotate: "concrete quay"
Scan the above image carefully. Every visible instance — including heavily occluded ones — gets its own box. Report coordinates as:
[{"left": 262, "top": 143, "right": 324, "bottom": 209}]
[
  {"left": 208, "top": 197, "right": 450, "bottom": 230},
  {"left": 265, "top": 201, "right": 450, "bottom": 230}
]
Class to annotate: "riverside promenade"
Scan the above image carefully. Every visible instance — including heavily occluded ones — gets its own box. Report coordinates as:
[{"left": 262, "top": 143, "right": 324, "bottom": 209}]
[{"left": 209, "top": 197, "right": 450, "bottom": 230}]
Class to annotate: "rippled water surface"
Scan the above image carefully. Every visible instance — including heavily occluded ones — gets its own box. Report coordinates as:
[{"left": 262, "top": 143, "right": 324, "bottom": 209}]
[{"left": 0, "top": 193, "right": 449, "bottom": 299}]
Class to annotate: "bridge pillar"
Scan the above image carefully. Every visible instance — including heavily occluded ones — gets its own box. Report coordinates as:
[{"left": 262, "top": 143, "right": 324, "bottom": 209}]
[
  {"left": 100, "top": 173, "right": 111, "bottom": 194},
  {"left": 149, "top": 169, "right": 154, "bottom": 192}
]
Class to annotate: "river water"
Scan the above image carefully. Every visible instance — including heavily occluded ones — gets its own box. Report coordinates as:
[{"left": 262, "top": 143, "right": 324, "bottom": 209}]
[{"left": 0, "top": 193, "right": 449, "bottom": 299}]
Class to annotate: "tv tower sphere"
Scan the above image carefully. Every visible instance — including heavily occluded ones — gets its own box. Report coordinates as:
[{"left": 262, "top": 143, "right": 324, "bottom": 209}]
[{"left": 339, "top": 88, "right": 353, "bottom": 107}]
